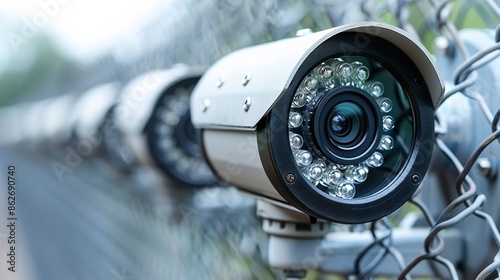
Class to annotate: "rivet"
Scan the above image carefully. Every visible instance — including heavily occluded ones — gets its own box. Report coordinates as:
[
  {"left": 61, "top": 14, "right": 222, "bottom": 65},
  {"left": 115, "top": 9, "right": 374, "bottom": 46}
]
[{"left": 286, "top": 173, "right": 296, "bottom": 183}]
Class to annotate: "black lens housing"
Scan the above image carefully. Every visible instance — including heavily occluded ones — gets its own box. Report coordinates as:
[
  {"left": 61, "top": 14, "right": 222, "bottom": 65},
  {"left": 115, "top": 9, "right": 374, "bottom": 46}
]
[
  {"left": 174, "top": 109, "right": 200, "bottom": 158},
  {"left": 146, "top": 77, "right": 217, "bottom": 188},
  {"left": 258, "top": 32, "right": 435, "bottom": 224},
  {"left": 313, "top": 86, "right": 381, "bottom": 165}
]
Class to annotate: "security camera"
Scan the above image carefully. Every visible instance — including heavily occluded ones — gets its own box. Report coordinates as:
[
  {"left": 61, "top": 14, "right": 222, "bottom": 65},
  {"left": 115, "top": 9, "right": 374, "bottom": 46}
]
[
  {"left": 70, "top": 82, "right": 121, "bottom": 154},
  {"left": 0, "top": 101, "right": 46, "bottom": 146},
  {"left": 0, "top": 93, "right": 78, "bottom": 147},
  {"left": 113, "top": 65, "right": 217, "bottom": 187},
  {"left": 19, "top": 100, "right": 50, "bottom": 145},
  {"left": 191, "top": 22, "right": 443, "bottom": 224},
  {"left": 66, "top": 85, "right": 136, "bottom": 171},
  {"left": 0, "top": 106, "right": 23, "bottom": 145},
  {"left": 39, "top": 93, "right": 79, "bottom": 146}
]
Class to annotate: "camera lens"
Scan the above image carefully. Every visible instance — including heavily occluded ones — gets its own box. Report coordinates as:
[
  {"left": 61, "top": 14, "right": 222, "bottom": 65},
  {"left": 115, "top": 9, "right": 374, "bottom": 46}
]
[
  {"left": 330, "top": 112, "right": 349, "bottom": 136},
  {"left": 286, "top": 55, "right": 414, "bottom": 200},
  {"left": 311, "top": 86, "right": 380, "bottom": 165},
  {"left": 328, "top": 102, "right": 364, "bottom": 146}
]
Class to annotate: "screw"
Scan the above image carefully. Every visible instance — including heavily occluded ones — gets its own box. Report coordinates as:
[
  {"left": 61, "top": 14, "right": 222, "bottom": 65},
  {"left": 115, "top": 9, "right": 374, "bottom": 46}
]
[
  {"left": 413, "top": 78, "right": 422, "bottom": 87},
  {"left": 242, "top": 73, "right": 252, "bottom": 86},
  {"left": 285, "top": 173, "right": 296, "bottom": 183},
  {"left": 411, "top": 174, "right": 421, "bottom": 184},
  {"left": 201, "top": 99, "right": 210, "bottom": 112},
  {"left": 243, "top": 97, "right": 251, "bottom": 112}
]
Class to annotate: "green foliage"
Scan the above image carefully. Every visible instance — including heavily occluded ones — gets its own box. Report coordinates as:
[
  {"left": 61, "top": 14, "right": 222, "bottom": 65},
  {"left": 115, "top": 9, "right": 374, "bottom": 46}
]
[{"left": 0, "top": 33, "right": 75, "bottom": 106}]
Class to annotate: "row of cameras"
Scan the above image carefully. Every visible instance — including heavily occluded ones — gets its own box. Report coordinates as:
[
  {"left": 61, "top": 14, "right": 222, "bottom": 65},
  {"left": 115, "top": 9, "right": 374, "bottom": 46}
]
[{"left": 0, "top": 22, "right": 444, "bottom": 224}]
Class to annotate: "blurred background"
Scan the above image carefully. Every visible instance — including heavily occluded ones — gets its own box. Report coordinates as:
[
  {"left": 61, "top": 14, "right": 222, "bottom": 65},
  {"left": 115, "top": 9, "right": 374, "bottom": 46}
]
[{"left": 0, "top": 0, "right": 499, "bottom": 279}]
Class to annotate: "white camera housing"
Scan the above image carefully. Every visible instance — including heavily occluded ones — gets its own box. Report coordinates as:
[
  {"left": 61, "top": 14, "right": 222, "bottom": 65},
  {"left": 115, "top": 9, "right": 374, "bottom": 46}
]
[
  {"left": 0, "top": 93, "right": 78, "bottom": 147},
  {"left": 191, "top": 22, "right": 443, "bottom": 223},
  {"left": 71, "top": 82, "right": 121, "bottom": 145},
  {"left": 40, "top": 93, "right": 79, "bottom": 146}
]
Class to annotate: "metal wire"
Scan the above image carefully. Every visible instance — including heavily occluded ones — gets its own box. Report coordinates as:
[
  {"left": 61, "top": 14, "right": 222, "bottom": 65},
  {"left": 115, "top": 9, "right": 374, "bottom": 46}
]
[
  {"left": 399, "top": 195, "right": 485, "bottom": 280},
  {"left": 354, "top": 219, "right": 411, "bottom": 280},
  {"left": 440, "top": 71, "right": 477, "bottom": 103},
  {"left": 453, "top": 42, "right": 500, "bottom": 85},
  {"left": 433, "top": 0, "right": 471, "bottom": 59},
  {"left": 432, "top": 131, "right": 500, "bottom": 279},
  {"left": 492, "top": 106, "right": 500, "bottom": 133},
  {"left": 421, "top": 5, "right": 500, "bottom": 278},
  {"left": 485, "top": 0, "right": 500, "bottom": 19}
]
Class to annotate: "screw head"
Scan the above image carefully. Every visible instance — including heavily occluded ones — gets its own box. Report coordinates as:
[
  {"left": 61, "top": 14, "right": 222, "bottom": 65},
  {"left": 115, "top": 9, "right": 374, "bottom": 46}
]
[
  {"left": 286, "top": 173, "right": 296, "bottom": 183},
  {"left": 411, "top": 174, "right": 421, "bottom": 184},
  {"left": 242, "top": 73, "right": 252, "bottom": 86},
  {"left": 243, "top": 97, "right": 251, "bottom": 112}
]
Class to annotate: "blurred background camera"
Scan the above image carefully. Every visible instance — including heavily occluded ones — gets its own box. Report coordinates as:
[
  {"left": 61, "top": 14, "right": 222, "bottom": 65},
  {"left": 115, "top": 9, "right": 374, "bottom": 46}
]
[{"left": 112, "top": 65, "right": 216, "bottom": 188}]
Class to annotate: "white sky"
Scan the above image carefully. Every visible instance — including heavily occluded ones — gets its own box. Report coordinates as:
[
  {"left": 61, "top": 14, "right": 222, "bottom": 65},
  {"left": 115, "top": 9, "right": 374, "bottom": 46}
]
[{"left": 0, "top": 0, "right": 164, "bottom": 60}]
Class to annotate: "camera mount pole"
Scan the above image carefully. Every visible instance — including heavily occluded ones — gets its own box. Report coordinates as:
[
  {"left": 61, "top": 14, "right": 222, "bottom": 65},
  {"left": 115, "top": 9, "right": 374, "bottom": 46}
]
[
  {"left": 256, "top": 200, "right": 331, "bottom": 279},
  {"left": 256, "top": 200, "right": 464, "bottom": 279}
]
